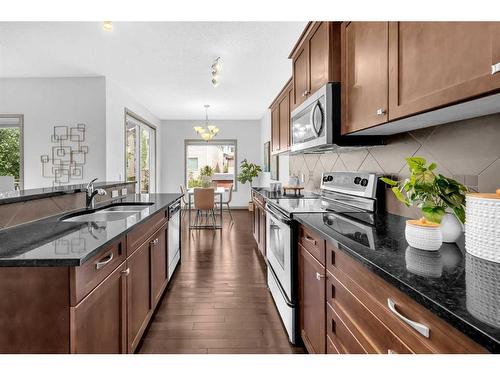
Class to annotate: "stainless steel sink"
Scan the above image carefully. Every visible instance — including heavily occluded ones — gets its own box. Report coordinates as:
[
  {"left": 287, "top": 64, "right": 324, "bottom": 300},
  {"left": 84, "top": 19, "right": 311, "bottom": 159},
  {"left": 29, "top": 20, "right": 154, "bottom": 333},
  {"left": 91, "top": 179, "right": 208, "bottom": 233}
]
[{"left": 60, "top": 202, "right": 153, "bottom": 222}]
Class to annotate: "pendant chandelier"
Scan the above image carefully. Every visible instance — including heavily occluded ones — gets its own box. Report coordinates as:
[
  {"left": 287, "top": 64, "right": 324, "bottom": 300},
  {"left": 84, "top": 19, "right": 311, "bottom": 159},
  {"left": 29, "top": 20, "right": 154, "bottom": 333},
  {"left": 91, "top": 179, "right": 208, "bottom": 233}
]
[{"left": 194, "top": 105, "right": 220, "bottom": 141}]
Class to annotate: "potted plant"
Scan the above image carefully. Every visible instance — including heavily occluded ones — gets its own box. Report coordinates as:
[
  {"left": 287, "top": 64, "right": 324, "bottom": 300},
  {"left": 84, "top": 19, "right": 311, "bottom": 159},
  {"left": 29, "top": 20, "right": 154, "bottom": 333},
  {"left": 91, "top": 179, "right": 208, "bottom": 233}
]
[
  {"left": 199, "top": 165, "right": 214, "bottom": 188},
  {"left": 237, "top": 159, "right": 262, "bottom": 211},
  {"left": 380, "top": 157, "right": 467, "bottom": 244}
]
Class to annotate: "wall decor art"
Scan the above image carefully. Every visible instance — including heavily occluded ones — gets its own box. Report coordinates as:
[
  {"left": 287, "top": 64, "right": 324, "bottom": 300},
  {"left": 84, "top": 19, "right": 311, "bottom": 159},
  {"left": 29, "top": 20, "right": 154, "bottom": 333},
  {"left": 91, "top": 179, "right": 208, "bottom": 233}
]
[{"left": 41, "top": 123, "right": 88, "bottom": 185}]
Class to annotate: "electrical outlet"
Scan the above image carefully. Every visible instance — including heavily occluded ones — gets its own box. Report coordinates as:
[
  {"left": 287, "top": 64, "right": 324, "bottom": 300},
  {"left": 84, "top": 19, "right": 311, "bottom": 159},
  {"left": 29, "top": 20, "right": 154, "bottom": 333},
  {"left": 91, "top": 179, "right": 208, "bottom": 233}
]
[
  {"left": 121, "top": 188, "right": 128, "bottom": 196},
  {"left": 111, "top": 190, "right": 119, "bottom": 198}
]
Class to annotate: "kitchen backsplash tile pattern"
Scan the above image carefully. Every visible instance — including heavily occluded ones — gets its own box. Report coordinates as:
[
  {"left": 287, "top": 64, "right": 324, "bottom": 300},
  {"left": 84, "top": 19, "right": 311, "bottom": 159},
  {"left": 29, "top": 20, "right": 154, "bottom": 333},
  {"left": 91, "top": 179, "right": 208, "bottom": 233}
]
[{"left": 289, "top": 113, "right": 500, "bottom": 218}]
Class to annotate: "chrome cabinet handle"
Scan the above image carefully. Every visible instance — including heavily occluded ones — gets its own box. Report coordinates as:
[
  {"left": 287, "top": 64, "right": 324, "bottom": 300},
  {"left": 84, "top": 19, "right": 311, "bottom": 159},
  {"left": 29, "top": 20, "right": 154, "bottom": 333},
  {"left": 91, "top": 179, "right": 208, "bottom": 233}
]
[
  {"left": 150, "top": 238, "right": 159, "bottom": 246},
  {"left": 387, "top": 298, "right": 430, "bottom": 338},
  {"left": 376, "top": 108, "right": 386, "bottom": 115},
  {"left": 95, "top": 252, "right": 114, "bottom": 270},
  {"left": 121, "top": 267, "right": 130, "bottom": 276},
  {"left": 316, "top": 272, "right": 325, "bottom": 280},
  {"left": 492, "top": 62, "right": 500, "bottom": 75},
  {"left": 387, "top": 349, "right": 397, "bottom": 354},
  {"left": 303, "top": 235, "right": 317, "bottom": 244}
]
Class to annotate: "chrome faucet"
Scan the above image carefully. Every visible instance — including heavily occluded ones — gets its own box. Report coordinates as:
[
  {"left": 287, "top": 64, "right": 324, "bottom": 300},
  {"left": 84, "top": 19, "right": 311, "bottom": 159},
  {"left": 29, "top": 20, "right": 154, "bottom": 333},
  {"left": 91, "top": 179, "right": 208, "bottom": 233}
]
[{"left": 85, "top": 178, "right": 107, "bottom": 210}]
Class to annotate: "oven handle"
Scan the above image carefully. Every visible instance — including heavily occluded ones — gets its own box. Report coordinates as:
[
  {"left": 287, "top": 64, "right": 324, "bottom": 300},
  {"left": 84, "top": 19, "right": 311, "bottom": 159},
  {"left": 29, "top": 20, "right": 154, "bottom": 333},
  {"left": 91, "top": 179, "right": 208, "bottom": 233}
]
[
  {"left": 266, "top": 258, "right": 295, "bottom": 308},
  {"left": 265, "top": 205, "right": 291, "bottom": 224}
]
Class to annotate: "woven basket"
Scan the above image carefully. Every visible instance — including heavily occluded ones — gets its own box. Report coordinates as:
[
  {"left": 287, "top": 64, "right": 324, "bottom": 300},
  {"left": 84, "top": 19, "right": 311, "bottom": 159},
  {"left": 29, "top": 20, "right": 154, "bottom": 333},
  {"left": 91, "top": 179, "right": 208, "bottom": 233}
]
[
  {"left": 465, "top": 253, "right": 500, "bottom": 328},
  {"left": 465, "top": 193, "right": 500, "bottom": 263}
]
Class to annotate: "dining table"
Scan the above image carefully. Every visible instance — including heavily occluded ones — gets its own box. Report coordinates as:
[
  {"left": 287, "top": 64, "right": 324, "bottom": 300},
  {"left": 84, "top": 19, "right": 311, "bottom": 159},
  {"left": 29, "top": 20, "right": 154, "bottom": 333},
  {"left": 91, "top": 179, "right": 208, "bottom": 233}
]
[{"left": 186, "top": 187, "right": 225, "bottom": 229}]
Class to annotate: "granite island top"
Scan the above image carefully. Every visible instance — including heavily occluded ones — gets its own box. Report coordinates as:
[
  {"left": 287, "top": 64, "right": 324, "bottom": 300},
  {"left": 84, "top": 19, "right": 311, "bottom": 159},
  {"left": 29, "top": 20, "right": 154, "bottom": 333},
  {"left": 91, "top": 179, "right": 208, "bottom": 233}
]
[
  {"left": 0, "top": 181, "right": 134, "bottom": 205},
  {"left": 0, "top": 193, "right": 182, "bottom": 267},
  {"left": 252, "top": 186, "right": 319, "bottom": 200},
  {"left": 293, "top": 212, "right": 500, "bottom": 353}
]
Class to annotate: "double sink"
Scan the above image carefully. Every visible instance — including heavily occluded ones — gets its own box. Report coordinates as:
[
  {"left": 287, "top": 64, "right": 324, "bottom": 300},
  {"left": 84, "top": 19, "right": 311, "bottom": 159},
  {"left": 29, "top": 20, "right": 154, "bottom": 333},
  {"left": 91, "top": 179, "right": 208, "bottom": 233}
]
[{"left": 60, "top": 202, "right": 154, "bottom": 222}]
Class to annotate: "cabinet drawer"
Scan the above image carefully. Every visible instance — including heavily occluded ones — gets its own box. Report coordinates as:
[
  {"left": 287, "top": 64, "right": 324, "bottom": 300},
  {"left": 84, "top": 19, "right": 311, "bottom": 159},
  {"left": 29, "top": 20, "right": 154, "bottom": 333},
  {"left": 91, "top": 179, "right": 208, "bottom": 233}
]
[
  {"left": 326, "top": 270, "right": 412, "bottom": 354},
  {"left": 127, "top": 211, "right": 167, "bottom": 256},
  {"left": 327, "top": 302, "right": 367, "bottom": 354},
  {"left": 298, "top": 225, "right": 325, "bottom": 265},
  {"left": 327, "top": 241, "right": 487, "bottom": 353},
  {"left": 70, "top": 238, "right": 126, "bottom": 306},
  {"left": 327, "top": 334, "right": 342, "bottom": 354}
]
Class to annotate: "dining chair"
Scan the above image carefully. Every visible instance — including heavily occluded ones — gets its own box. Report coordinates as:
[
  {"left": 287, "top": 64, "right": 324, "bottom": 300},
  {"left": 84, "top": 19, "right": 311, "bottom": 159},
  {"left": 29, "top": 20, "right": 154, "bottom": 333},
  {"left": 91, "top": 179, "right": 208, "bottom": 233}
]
[
  {"left": 216, "top": 184, "right": 234, "bottom": 222},
  {"left": 179, "top": 185, "right": 189, "bottom": 217},
  {"left": 193, "top": 187, "right": 216, "bottom": 229}
]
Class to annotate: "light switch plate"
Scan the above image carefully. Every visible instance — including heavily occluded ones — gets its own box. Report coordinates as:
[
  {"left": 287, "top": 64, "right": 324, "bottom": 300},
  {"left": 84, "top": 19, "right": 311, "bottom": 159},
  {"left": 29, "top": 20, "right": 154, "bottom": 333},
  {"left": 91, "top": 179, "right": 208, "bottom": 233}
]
[
  {"left": 121, "top": 188, "right": 128, "bottom": 196},
  {"left": 111, "top": 190, "right": 119, "bottom": 198}
]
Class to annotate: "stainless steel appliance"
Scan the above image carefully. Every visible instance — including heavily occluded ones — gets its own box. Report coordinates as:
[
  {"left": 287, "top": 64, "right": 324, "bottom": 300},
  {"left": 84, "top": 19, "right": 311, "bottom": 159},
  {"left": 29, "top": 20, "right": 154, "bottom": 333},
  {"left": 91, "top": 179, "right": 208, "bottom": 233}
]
[
  {"left": 290, "top": 83, "right": 384, "bottom": 153},
  {"left": 265, "top": 171, "right": 383, "bottom": 344},
  {"left": 168, "top": 199, "right": 181, "bottom": 279}
]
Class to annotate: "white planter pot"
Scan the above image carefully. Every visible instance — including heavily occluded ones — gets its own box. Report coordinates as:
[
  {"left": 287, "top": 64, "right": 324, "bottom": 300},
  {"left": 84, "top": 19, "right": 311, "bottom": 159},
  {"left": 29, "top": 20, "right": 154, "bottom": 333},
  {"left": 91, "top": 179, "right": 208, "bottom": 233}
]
[
  {"left": 440, "top": 213, "right": 464, "bottom": 243},
  {"left": 405, "top": 220, "right": 443, "bottom": 251}
]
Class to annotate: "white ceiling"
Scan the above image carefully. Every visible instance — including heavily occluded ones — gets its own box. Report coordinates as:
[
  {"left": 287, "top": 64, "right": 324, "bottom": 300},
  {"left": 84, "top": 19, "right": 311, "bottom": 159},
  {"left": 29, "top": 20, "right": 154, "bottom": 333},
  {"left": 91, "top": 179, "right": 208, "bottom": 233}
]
[{"left": 0, "top": 22, "right": 306, "bottom": 120}]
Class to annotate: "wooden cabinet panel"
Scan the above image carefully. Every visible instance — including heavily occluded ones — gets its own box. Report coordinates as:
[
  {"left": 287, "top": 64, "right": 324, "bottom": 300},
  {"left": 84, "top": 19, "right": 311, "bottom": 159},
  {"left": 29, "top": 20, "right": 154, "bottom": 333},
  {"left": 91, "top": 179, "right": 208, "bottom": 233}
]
[
  {"left": 127, "top": 211, "right": 166, "bottom": 256},
  {"left": 293, "top": 46, "right": 309, "bottom": 108},
  {"left": 127, "top": 240, "right": 152, "bottom": 353},
  {"left": 150, "top": 223, "right": 168, "bottom": 307},
  {"left": 279, "top": 89, "right": 290, "bottom": 151},
  {"left": 309, "top": 22, "right": 329, "bottom": 94},
  {"left": 327, "top": 302, "right": 367, "bottom": 354},
  {"left": 259, "top": 208, "right": 266, "bottom": 257},
  {"left": 271, "top": 106, "right": 280, "bottom": 152},
  {"left": 388, "top": 22, "right": 500, "bottom": 120},
  {"left": 70, "top": 262, "right": 127, "bottom": 354},
  {"left": 298, "top": 224, "right": 325, "bottom": 265},
  {"left": 342, "top": 22, "right": 389, "bottom": 134},
  {"left": 299, "top": 244, "right": 326, "bottom": 354}
]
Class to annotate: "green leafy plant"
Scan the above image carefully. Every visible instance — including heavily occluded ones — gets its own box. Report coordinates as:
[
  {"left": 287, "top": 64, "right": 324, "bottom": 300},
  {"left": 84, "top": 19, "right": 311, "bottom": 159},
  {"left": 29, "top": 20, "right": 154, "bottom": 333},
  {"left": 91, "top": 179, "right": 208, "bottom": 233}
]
[
  {"left": 380, "top": 157, "right": 467, "bottom": 224},
  {"left": 200, "top": 165, "right": 214, "bottom": 177},
  {"left": 237, "top": 159, "right": 262, "bottom": 188}
]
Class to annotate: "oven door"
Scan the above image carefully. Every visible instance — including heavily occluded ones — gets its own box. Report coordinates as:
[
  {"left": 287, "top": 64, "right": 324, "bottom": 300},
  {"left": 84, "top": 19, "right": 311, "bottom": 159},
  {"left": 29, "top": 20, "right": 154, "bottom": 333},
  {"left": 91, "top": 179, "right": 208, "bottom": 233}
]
[{"left": 265, "top": 205, "right": 292, "bottom": 301}]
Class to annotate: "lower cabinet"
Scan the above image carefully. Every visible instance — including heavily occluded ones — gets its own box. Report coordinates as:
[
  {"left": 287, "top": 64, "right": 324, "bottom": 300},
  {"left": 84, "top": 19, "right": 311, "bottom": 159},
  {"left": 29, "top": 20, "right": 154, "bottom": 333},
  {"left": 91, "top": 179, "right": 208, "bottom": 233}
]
[
  {"left": 252, "top": 195, "right": 267, "bottom": 258},
  {"left": 70, "top": 262, "right": 128, "bottom": 354},
  {"left": 150, "top": 222, "right": 168, "bottom": 307},
  {"left": 299, "top": 243, "right": 326, "bottom": 354}
]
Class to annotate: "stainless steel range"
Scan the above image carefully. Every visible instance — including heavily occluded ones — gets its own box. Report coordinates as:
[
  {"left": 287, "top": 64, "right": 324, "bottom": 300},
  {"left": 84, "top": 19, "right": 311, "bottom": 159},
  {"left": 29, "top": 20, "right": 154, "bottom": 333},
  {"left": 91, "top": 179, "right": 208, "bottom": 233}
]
[{"left": 265, "top": 171, "right": 383, "bottom": 344}]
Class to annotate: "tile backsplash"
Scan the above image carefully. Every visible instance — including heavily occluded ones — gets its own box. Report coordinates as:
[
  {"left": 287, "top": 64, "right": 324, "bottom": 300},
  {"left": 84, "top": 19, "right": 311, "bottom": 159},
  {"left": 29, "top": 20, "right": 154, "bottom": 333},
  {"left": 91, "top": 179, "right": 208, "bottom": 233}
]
[{"left": 289, "top": 113, "right": 500, "bottom": 218}]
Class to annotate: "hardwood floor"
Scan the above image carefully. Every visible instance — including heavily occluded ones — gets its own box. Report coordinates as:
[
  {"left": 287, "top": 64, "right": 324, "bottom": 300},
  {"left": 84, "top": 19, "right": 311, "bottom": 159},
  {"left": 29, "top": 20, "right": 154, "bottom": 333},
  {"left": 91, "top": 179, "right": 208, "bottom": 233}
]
[{"left": 139, "top": 209, "right": 304, "bottom": 354}]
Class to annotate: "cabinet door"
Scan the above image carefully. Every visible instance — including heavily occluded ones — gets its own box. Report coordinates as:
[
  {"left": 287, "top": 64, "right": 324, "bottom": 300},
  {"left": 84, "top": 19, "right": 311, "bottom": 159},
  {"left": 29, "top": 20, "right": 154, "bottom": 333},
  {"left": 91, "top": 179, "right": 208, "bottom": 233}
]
[
  {"left": 271, "top": 106, "right": 280, "bottom": 152},
  {"left": 309, "top": 22, "right": 330, "bottom": 94},
  {"left": 388, "top": 22, "right": 500, "bottom": 120},
  {"left": 299, "top": 244, "right": 326, "bottom": 354},
  {"left": 252, "top": 200, "right": 259, "bottom": 244},
  {"left": 70, "top": 262, "right": 127, "bottom": 354},
  {"left": 127, "top": 240, "right": 152, "bottom": 353},
  {"left": 293, "top": 45, "right": 309, "bottom": 108},
  {"left": 279, "top": 90, "right": 290, "bottom": 151},
  {"left": 150, "top": 223, "right": 168, "bottom": 308},
  {"left": 342, "top": 22, "right": 389, "bottom": 135},
  {"left": 259, "top": 209, "right": 266, "bottom": 257}
]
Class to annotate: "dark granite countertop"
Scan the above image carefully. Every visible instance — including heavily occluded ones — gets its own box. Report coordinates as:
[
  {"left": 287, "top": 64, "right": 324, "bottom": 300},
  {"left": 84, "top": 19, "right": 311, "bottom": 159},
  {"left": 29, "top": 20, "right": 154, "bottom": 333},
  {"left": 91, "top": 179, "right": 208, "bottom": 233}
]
[
  {"left": 252, "top": 186, "right": 319, "bottom": 200},
  {"left": 0, "top": 181, "right": 135, "bottom": 205},
  {"left": 293, "top": 212, "right": 500, "bottom": 353},
  {"left": 0, "top": 193, "right": 182, "bottom": 267}
]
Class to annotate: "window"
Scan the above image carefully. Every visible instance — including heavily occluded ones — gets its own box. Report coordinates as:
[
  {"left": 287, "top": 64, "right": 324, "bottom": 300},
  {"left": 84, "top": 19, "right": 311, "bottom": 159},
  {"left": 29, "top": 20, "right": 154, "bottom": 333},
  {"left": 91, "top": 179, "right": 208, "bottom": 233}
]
[
  {"left": 0, "top": 115, "right": 23, "bottom": 191},
  {"left": 125, "top": 110, "right": 156, "bottom": 193},
  {"left": 185, "top": 139, "right": 237, "bottom": 190}
]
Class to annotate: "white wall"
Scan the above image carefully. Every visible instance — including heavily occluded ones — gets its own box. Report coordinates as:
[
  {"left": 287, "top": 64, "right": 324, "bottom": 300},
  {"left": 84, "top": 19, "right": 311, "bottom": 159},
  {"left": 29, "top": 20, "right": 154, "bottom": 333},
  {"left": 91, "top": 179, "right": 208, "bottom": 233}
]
[
  {"left": 258, "top": 109, "right": 290, "bottom": 187},
  {"left": 160, "top": 120, "right": 261, "bottom": 206},
  {"left": 0, "top": 77, "right": 106, "bottom": 189},
  {"left": 105, "top": 79, "right": 161, "bottom": 191}
]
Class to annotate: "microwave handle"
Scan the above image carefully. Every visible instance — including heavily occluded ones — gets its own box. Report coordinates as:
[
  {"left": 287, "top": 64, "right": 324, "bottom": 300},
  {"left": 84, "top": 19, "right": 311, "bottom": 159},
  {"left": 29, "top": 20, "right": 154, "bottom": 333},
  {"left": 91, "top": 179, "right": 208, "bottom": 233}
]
[{"left": 310, "top": 100, "right": 323, "bottom": 137}]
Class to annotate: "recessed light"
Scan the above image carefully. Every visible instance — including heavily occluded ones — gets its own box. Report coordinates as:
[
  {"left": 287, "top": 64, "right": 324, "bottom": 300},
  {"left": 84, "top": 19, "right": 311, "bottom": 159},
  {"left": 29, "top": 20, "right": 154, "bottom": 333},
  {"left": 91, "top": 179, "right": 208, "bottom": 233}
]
[{"left": 103, "top": 21, "right": 113, "bottom": 32}]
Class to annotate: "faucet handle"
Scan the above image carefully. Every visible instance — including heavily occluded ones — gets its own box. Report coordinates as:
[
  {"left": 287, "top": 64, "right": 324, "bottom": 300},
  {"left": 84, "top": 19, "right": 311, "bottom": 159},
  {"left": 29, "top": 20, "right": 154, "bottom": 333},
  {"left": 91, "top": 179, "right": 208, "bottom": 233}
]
[{"left": 96, "top": 188, "right": 107, "bottom": 196}]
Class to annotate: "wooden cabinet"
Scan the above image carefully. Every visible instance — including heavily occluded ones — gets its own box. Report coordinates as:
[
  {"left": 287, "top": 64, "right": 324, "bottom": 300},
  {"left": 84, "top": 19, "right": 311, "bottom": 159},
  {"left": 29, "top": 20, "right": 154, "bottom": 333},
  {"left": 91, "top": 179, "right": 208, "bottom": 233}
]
[
  {"left": 290, "top": 22, "right": 341, "bottom": 109},
  {"left": 127, "top": 239, "right": 153, "bottom": 353},
  {"left": 388, "top": 22, "right": 500, "bottom": 120},
  {"left": 70, "top": 262, "right": 127, "bottom": 354},
  {"left": 259, "top": 206, "right": 266, "bottom": 257},
  {"left": 252, "top": 193, "right": 266, "bottom": 257},
  {"left": 150, "top": 222, "right": 168, "bottom": 307},
  {"left": 341, "top": 21, "right": 389, "bottom": 135},
  {"left": 270, "top": 78, "right": 293, "bottom": 154},
  {"left": 299, "top": 243, "right": 326, "bottom": 354}
]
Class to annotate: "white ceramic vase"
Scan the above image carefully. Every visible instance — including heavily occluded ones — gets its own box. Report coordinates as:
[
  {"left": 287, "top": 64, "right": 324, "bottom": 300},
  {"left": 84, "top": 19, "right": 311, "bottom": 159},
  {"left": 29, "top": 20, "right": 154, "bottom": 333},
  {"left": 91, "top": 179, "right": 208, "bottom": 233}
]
[
  {"left": 440, "top": 213, "right": 464, "bottom": 243},
  {"left": 405, "top": 219, "right": 443, "bottom": 251}
]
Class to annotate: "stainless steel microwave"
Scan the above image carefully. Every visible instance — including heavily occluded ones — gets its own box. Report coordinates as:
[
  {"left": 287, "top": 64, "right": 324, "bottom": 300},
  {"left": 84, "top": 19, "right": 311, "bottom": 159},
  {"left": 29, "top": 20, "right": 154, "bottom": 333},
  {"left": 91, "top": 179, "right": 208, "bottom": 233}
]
[{"left": 290, "top": 83, "right": 384, "bottom": 153}]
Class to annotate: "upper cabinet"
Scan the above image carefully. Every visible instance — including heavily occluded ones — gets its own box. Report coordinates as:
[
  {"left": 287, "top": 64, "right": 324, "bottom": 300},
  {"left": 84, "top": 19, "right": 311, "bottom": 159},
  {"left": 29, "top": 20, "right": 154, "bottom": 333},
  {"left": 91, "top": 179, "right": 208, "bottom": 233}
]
[
  {"left": 270, "top": 78, "right": 293, "bottom": 154},
  {"left": 342, "top": 22, "right": 389, "bottom": 135},
  {"left": 388, "top": 22, "right": 500, "bottom": 120},
  {"left": 290, "top": 22, "right": 341, "bottom": 109},
  {"left": 342, "top": 21, "right": 500, "bottom": 135}
]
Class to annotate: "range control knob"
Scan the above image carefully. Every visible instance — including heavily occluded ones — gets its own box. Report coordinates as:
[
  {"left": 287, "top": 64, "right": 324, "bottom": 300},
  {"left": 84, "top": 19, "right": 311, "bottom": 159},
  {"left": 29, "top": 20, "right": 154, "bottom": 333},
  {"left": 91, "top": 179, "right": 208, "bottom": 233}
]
[
  {"left": 327, "top": 175, "right": 333, "bottom": 182},
  {"left": 354, "top": 177, "right": 361, "bottom": 185},
  {"left": 360, "top": 178, "right": 369, "bottom": 187},
  {"left": 322, "top": 176, "right": 329, "bottom": 182}
]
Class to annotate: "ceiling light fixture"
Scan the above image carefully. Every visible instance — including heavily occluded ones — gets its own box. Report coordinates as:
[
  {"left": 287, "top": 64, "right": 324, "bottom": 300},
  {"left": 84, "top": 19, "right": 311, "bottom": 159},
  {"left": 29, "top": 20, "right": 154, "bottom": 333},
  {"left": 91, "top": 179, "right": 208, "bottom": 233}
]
[
  {"left": 103, "top": 21, "right": 113, "bottom": 32},
  {"left": 194, "top": 105, "right": 219, "bottom": 141},
  {"left": 211, "top": 57, "right": 222, "bottom": 87}
]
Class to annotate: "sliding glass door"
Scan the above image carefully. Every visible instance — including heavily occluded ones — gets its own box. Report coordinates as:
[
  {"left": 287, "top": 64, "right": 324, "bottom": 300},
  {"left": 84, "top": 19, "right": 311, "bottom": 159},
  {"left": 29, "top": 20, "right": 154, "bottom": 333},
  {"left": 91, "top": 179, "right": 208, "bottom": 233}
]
[{"left": 125, "top": 110, "right": 156, "bottom": 193}]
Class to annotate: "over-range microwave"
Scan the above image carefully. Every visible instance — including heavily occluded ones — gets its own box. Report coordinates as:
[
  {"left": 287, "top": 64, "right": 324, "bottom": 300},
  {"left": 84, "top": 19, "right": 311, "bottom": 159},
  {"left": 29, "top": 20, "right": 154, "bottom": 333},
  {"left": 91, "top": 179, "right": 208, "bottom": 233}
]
[{"left": 290, "top": 83, "right": 384, "bottom": 153}]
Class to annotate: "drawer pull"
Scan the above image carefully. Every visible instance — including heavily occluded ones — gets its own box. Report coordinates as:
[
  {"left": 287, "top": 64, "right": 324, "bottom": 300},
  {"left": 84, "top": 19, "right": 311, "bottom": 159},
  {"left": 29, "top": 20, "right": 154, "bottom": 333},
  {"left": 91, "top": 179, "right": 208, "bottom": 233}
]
[
  {"left": 387, "top": 298, "right": 430, "bottom": 338},
  {"left": 316, "top": 272, "right": 325, "bottom": 281},
  {"left": 95, "top": 252, "right": 114, "bottom": 270},
  {"left": 304, "top": 235, "right": 317, "bottom": 245},
  {"left": 150, "top": 238, "right": 159, "bottom": 246},
  {"left": 492, "top": 62, "right": 500, "bottom": 75},
  {"left": 376, "top": 108, "right": 386, "bottom": 116},
  {"left": 121, "top": 268, "right": 130, "bottom": 276},
  {"left": 387, "top": 349, "right": 397, "bottom": 354}
]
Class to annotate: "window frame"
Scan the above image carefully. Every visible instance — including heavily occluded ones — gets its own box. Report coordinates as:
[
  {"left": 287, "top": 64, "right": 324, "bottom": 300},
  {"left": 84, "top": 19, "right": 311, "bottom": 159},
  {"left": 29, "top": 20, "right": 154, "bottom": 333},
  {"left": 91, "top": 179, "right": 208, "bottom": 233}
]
[
  {"left": 184, "top": 139, "right": 238, "bottom": 192},
  {"left": 0, "top": 114, "right": 24, "bottom": 190}
]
